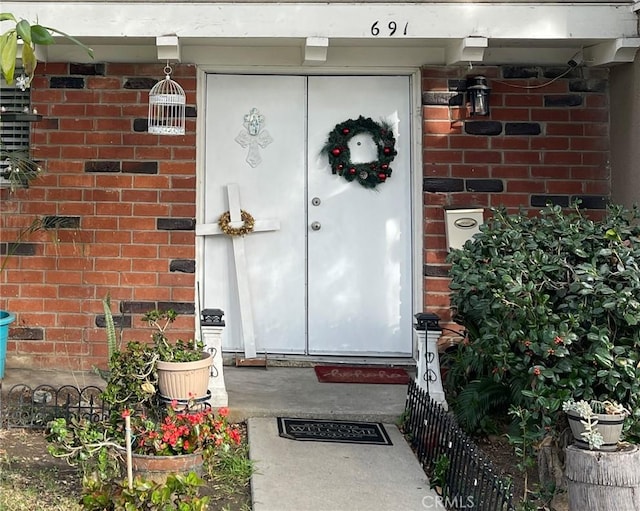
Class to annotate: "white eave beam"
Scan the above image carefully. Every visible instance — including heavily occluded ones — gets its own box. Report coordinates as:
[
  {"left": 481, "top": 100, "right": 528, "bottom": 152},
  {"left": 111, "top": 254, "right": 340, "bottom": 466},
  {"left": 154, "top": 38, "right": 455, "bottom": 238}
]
[
  {"left": 3, "top": 2, "right": 636, "bottom": 41},
  {"left": 583, "top": 38, "right": 640, "bottom": 67},
  {"left": 156, "top": 35, "right": 181, "bottom": 62},
  {"left": 446, "top": 38, "right": 488, "bottom": 66}
]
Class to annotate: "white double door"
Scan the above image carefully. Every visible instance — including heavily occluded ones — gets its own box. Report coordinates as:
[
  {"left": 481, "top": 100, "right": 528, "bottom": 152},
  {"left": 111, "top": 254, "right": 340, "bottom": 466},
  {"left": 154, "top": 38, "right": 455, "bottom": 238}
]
[{"left": 202, "top": 74, "right": 413, "bottom": 357}]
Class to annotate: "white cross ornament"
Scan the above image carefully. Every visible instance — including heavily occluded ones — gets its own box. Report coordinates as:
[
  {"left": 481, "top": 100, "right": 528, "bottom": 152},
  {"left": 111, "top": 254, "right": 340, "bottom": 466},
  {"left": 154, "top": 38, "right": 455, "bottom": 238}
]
[{"left": 196, "top": 183, "right": 280, "bottom": 358}]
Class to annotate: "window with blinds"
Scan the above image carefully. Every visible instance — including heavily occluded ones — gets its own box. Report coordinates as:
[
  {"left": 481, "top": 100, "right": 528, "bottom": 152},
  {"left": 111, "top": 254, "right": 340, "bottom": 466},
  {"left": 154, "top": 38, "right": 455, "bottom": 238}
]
[{"left": 1, "top": 73, "right": 33, "bottom": 187}]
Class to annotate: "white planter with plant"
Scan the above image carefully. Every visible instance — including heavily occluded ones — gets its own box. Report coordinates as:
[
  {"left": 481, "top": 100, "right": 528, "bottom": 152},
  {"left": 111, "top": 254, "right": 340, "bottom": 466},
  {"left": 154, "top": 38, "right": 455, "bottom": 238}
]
[
  {"left": 143, "top": 310, "right": 212, "bottom": 401},
  {"left": 563, "top": 399, "right": 629, "bottom": 451}
]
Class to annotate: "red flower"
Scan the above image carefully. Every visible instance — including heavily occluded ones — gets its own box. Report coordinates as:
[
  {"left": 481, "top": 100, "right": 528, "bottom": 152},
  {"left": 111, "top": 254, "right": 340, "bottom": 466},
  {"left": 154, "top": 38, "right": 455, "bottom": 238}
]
[{"left": 129, "top": 405, "right": 241, "bottom": 456}]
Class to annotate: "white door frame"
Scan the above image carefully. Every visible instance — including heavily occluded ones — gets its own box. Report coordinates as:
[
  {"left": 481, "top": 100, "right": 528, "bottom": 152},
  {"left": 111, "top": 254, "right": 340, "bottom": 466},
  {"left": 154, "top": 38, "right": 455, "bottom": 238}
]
[{"left": 195, "top": 66, "right": 424, "bottom": 361}]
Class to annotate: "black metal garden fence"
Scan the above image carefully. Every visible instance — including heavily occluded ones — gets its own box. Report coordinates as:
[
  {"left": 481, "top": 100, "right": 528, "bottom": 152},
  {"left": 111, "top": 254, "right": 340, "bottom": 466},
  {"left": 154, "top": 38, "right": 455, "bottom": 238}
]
[
  {"left": 404, "top": 379, "right": 515, "bottom": 511},
  {"left": 0, "top": 383, "right": 107, "bottom": 429}
]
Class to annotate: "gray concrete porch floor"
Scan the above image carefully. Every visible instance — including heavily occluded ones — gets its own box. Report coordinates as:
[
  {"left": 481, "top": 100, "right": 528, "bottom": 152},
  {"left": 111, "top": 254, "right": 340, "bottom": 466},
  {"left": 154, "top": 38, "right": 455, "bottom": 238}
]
[{"left": 1, "top": 365, "right": 437, "bottom": 511}]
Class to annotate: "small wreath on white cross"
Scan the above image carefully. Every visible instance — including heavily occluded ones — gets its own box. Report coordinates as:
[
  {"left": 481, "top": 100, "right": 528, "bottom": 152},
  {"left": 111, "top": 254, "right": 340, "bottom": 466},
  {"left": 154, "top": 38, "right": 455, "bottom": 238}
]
[
  {"left": 322, "top": 116, "right": 397, "bottom": 189},
  {"left": 218, "top": 210, "right": 255, "bottom": 237}
]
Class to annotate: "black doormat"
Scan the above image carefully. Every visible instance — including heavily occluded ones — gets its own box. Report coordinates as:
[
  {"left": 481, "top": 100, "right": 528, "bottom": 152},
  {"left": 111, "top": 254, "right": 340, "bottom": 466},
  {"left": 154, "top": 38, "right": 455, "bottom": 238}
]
[{"left": 277, "top": 417, "right": 393, "bottom": 446}]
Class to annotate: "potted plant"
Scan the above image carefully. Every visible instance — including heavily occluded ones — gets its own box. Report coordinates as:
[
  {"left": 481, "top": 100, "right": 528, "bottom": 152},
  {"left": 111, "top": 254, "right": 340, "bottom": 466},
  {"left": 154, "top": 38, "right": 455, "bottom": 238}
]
[
  {"left": 47, "top": 317, "right": 241, "bottom": 507},
  {"left": 123, "top": 403, "right": 241, "bottom": 483},
  {"left": 563, "top": 399, "right": 629, "bottom": 451},
  {"left": 143, "top": 309, "right": 213, "bottom": 401},
  {"left": 47, "top": 401, "right": 241, "bottom": 506}
]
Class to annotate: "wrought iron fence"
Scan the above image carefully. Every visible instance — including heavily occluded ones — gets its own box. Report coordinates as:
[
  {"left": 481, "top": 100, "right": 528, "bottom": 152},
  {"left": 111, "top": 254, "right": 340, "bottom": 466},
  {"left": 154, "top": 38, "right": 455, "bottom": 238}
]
[
  {"left": 0, "top": 383, "right": 107, "bottom": 429},
  {"left": 404, "top": 379, "right": 515, "bottom": 511}
]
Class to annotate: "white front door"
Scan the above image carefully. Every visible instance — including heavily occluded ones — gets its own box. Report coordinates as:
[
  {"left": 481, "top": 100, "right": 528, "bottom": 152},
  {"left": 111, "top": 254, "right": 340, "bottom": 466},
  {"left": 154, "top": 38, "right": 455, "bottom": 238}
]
[{"left": 202, "top": 74, "right": 413, "bottom": 357}]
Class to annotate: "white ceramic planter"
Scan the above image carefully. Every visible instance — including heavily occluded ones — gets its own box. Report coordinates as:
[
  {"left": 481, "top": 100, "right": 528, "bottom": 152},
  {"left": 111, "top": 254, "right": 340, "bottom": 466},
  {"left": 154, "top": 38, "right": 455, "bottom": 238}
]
[{"left": 156, "top": 352, "right": 212, "bottom": 401}]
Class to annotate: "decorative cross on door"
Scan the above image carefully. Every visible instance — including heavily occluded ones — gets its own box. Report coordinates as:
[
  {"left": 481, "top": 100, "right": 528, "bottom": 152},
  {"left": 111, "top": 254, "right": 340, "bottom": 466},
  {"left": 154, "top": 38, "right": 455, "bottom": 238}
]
[
  {"left": 235, "top": 108, "right": 273, "bottom": 168},
  {"left": 196, "top": 183, "right": 280, "bottom": 359}
]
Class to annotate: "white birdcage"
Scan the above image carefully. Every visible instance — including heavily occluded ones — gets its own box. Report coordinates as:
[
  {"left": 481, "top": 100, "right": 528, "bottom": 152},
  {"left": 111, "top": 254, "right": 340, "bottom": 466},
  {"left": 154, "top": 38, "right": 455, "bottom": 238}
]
[{"left": 148, "top": 66, "right": 186, "bottom": 135}]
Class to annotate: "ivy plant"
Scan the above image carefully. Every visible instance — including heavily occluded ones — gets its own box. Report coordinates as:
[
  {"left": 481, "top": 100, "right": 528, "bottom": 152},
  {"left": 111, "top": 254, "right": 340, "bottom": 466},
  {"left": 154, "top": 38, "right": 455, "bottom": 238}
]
[{"left": 447, "top": 203, "right": 640, "bottom": 442}]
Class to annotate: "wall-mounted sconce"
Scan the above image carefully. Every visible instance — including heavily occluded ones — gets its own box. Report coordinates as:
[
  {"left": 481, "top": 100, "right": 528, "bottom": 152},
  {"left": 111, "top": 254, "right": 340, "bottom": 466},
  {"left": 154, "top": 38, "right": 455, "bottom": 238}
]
[{"left": 466, "top": 76, "right": 491, "bottom": 116}]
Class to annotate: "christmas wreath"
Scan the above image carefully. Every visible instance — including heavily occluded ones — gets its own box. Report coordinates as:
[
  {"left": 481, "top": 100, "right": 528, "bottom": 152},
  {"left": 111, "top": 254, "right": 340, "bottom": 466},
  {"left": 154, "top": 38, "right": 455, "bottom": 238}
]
[
  {"left": 322, "top": 116, "right": 397, "bottom": 188},
  {"left": 218, "top": 210, "right": 255, "bottom": 237}
]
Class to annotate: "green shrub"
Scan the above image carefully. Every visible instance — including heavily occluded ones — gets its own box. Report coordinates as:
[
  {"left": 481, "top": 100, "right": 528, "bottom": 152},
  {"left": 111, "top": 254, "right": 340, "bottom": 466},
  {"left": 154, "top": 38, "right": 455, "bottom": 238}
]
[
  {"left": 81, "top": 472, "right": 209, "bottom": 511},
  {"left": 447, "top": 203, "right": 640, "bottom": 441}
]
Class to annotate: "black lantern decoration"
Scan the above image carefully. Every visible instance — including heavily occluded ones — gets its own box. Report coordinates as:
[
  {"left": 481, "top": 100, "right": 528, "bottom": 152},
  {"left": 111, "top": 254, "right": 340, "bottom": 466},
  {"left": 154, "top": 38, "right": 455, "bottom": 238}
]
[{"left": 466, "top": 76, "right": 491, "bottom": 116}]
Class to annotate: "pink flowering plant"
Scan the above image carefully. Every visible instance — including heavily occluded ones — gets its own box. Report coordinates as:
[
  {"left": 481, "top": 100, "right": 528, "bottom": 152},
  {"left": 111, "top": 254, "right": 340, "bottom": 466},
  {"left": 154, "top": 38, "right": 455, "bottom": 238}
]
[{"left": 126, "top": 404, "right": 242, "bottom": 456}]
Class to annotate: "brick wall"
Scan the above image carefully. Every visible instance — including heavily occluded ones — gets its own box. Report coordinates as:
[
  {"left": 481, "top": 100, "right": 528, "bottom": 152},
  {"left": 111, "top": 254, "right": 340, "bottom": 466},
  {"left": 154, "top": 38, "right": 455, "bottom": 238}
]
[
  {"left": 0, "top": 63, "right": 611, "bottom": 369},
  {"left": 0, "top": 63, "right": 198, "bottom": 370},
  {"left": 421, "top": 66, "right": 610, "bottom": 336}
]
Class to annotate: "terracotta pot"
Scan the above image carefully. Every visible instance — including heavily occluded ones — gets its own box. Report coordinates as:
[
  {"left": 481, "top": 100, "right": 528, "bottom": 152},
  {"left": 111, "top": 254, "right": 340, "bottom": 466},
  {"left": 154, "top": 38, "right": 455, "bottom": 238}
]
[
  {"left": 130, "top": 451, "right": 204, "bottom": 484},
  {"left": 566, "top": 409, "right": 625, "bottom": 452},
  {"left": 156, "top": 352, "right": 212, "bottom": 401}
]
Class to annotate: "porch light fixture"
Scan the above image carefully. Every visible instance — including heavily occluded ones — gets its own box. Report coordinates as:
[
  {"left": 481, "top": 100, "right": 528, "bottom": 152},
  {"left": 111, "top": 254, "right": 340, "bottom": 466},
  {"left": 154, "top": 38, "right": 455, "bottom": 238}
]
[
  {"left": 148, "top": 65, "right": 186, "bottom": 135},
  {"left": 466, "top": 75, "right": 491, "bottom": 116}
]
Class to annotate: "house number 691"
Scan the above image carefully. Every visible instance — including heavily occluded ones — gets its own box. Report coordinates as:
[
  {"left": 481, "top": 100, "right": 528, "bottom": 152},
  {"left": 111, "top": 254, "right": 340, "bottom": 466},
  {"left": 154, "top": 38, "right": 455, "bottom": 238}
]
[{"left": 370, "top": 21, "right": 409, "bottom": 36}]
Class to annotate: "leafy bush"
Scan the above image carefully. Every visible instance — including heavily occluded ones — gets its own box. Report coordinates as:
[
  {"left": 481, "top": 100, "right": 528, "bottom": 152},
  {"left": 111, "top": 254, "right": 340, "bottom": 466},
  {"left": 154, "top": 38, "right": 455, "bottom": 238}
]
[
  {"left": 81, "top": 472, "right": 209, "bottom": 511},
  {"left": 447, "top": 203, "right": 640, "bottom": 441}
]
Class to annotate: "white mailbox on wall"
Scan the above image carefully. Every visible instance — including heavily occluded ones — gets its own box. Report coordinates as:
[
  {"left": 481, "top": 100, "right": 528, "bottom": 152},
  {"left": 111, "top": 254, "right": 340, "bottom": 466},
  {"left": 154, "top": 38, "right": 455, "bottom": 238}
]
[{"left": 445, "top": 208, "right": 484, "bottom": 251}]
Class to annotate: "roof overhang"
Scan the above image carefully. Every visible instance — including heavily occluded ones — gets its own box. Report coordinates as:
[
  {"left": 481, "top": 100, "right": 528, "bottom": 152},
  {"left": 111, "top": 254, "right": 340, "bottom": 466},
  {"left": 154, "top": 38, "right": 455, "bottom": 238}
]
[{"left": 3, "top": 1, "right": 640, "bottom": 67}]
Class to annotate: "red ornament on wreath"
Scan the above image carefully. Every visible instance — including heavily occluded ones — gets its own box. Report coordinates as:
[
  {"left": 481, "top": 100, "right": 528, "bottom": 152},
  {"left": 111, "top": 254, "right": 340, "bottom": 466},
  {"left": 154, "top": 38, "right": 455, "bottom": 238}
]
[{"left": 322, "top": 115, "right": 397, "bottom": 189}]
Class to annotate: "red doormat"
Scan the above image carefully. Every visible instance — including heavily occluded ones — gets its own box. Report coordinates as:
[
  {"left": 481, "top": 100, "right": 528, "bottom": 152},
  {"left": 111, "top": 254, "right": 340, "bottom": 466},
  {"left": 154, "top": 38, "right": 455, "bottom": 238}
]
[{"left": 314, "top": 365, "right": 410, "bottom": 384}]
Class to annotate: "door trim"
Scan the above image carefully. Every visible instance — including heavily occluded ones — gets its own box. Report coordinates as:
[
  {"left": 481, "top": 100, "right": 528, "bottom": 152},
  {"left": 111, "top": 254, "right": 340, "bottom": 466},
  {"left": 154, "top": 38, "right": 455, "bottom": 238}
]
[{"left": 195, "top": 66, "right": 424, "bottom": 361}]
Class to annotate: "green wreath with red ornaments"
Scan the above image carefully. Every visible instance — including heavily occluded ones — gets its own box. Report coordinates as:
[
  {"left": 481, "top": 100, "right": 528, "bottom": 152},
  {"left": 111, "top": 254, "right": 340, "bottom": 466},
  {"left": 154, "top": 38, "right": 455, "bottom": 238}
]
[{"left": 322, "top": 116, "right": 397, "bottom": 189}]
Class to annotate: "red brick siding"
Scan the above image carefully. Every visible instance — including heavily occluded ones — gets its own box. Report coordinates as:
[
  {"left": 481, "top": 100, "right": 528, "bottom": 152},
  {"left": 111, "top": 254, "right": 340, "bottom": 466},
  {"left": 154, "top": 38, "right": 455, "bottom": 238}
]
[
  {"left": 421, "top": 66, "right": 610, "bottom": 333},
  {"left": 0, "top": 63, "right": 197, "bottom": 370}
]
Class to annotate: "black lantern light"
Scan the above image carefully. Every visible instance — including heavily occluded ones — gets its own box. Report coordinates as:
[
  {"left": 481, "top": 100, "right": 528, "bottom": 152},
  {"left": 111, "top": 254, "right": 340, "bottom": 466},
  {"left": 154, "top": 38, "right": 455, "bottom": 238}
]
[{"left": 466, "top": 76, "right": 491, "bottom": 116}]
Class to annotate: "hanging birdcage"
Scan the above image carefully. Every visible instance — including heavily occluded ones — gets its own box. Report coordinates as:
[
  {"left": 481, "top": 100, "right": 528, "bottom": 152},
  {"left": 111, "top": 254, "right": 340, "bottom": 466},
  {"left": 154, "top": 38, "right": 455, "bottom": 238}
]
[{"left": 148, "top": 65, "right": 186, "bottom": 135}]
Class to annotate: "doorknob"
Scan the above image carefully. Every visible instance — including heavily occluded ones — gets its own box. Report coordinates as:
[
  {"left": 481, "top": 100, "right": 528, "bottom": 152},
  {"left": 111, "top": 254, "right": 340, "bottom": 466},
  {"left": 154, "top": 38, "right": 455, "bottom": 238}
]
[{"left": 310, "top": 221, "right": 321, "bottom": 231}]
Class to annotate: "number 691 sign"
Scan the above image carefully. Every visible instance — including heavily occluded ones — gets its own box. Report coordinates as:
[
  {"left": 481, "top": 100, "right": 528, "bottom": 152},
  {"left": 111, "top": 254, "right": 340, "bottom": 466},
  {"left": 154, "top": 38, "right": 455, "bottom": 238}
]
[{"left": 371, "top": 21, "right": 409, "bottom": 36}]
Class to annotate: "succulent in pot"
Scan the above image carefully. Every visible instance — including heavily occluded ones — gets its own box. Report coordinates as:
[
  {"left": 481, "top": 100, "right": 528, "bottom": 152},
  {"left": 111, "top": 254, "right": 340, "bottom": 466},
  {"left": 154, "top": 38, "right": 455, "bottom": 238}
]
[{"left": 563, "top": 398, "right": 630, "bottom": 451}]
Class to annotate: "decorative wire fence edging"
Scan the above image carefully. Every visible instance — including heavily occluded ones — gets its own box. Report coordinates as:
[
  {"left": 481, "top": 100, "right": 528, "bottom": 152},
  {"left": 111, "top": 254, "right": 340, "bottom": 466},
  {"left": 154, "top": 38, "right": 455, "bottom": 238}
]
[
  {"left": 0, "top": 384, "right": 108, "bottom": 429},
  {"left": 404, "top": 379, "right": 515, "bottom": 511}
]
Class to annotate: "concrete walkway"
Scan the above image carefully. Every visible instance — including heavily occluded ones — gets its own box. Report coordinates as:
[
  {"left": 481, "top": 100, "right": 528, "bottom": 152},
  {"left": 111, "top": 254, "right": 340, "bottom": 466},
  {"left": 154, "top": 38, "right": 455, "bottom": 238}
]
[
  {"left": 249, "top": 417, "right": 432, "bottom": 511},
  {"left": 224, "top": 366, "right": 438, "bottom": 511},
  {"left": 1, "top": 365, "right": 439, "bottom": 511}
]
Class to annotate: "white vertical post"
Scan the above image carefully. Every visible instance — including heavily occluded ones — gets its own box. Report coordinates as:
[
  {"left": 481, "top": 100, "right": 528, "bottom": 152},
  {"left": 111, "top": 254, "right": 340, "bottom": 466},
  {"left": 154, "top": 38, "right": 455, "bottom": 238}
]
[
  {"left": 414, "top": 313, "right": 448, "bottom": 410},
  {"left": 201, "top": 309, "right": 228, "bottom": 407}
]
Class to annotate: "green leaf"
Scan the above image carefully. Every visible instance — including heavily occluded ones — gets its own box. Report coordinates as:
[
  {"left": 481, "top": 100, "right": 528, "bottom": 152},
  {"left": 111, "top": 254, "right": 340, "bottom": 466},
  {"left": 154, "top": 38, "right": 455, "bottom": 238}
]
[
  {"left": 594, "top": 352, "right": 613, "bottom": 368},
  {"left": 21, "top": 42, "right": 36, "bottom": 78},
  {"left": 30, "top": 25, "right": 55, "bottom": 45},
  {"left": 15, "top": 19, "right": 31, "bottom": 44},
  {"left": 0, "top": 13, "right": 17, "bottom": 22},
  {"left": 41, "top": 25, "right": 94, "bottom": 57},
  {"left": 1, "top": 30, "right": 17, "bottom": 83}
]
